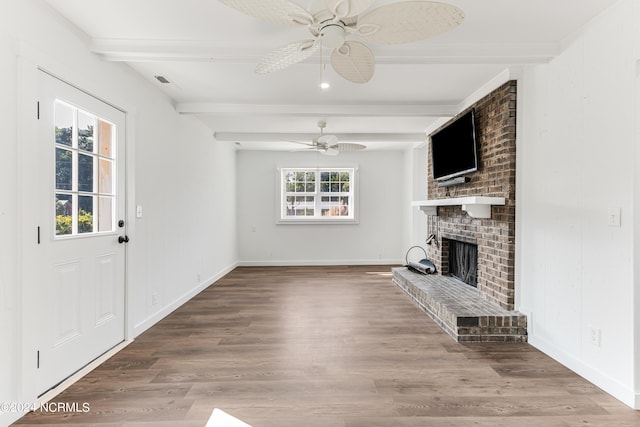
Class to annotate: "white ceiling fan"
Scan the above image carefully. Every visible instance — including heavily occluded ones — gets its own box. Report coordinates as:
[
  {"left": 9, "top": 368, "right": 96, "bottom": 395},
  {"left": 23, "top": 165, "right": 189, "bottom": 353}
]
[
  {"left": 290, "top": 120, "right": 366, "bottom": 155},
  {"left": 218, "top": 0, "right": 465, "bottom": 83}
]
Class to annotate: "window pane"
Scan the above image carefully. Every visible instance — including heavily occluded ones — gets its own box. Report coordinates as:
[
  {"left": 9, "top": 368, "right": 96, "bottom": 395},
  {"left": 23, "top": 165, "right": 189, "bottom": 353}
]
[
  {"left": 305, "top": 183, "right": 315, "bottom": 192},
  {"left": 99, "top": 158, "right": 113, "bottom": 194},
  {"left": 78, "top": 195, "right": 94, "bottom": 234},
  {"left": 55, "top": 102, "right": 74, "bottom": 147},
  {"left": 98, "top": 196, "right": 114, "bottom": 232},
  {"left": 98, "top": 119, "right": 113, "bottom": 158},
  {"left": 78, "top": 110, "right": 95, "bottom": 152},
  {"left": 320, "top": 182, "right": 329, "bottom": 192},
  {"left": 340, "top": 182, "right": 350, "bottom": 192},
  {"left": 55, "top": 148, "right": 72, "bottom": 191},
  {"left": 321, "top": 196, "right": 349, "bottom": 217},
  {"left": 340, "top": 172, "right": 350, "bottom": 181},
  {"left": 55, "top": 194, "right": 72, "bottom": 235},
  {"left": 285, "top": 195, "right": 315, "bottom": 217},
  {"left": 78, "top": 153, "right": 95, "bottom": 192},
  {"left": 305, "top": 171, "right": 315, "bottom": 182},
  {"left": 331, "top": 183, "right": 339, "bottom": 192}
]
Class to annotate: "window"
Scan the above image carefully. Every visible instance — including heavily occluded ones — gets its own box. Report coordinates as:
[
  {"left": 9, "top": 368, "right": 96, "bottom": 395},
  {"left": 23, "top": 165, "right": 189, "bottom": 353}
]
[
  {"left": 54, "top": 100, "right": 116, "bottom": 236},
  {"left": 280, "top": 168, "right": 357, "bottom": 223}
]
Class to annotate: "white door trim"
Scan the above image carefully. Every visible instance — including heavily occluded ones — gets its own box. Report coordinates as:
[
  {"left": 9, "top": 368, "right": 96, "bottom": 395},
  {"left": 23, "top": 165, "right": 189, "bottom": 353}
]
[{"left": 17, "top": 50, "right": 137, "bottom": 405}]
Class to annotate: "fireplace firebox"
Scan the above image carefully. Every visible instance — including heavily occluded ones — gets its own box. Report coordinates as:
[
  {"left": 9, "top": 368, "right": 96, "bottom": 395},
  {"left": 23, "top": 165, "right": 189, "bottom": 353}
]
[{"left": 448, "top": 240, "right": 477, "bottom": 287}]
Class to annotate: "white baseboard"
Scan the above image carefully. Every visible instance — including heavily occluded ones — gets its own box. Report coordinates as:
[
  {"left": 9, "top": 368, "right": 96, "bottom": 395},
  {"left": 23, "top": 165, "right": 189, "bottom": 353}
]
[
  {"left": 133, "top": 261, "right": 239, "bottom": 337},
  {"left": 237, "top": 259, "right": 403, "bottom": 267},
  {"left": 528, "top": 334, "right": 638, "bottom": 409}
]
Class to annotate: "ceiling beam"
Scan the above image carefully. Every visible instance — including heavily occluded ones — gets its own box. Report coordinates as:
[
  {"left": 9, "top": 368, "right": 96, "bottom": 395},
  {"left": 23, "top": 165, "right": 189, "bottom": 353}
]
[
  {"left": 214, "top": 132, "right": 426, "bottom": 143},
  {"left": 90, "top": 38, "right": 558, "bottom": 64},
  {"left": 176, "top": 103, "right": 459, "bottom": 117}
]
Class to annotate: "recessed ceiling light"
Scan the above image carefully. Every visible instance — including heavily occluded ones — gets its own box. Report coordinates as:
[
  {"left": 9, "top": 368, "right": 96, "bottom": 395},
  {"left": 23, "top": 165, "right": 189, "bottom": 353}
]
[{"left": 319, "top": 81, "right": 330, "bottom": 90}]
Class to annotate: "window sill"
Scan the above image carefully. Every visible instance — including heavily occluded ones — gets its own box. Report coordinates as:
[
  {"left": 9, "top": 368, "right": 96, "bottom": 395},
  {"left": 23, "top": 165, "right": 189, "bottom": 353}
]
[{"left": 277, "top": 217, "right": 358, "bottom": 225}]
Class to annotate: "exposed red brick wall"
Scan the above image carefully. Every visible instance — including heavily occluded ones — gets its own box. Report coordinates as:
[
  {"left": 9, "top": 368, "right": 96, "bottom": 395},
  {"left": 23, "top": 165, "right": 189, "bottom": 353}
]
[{"left": 426, "top": 81, "right": 517, "bottom": 310}]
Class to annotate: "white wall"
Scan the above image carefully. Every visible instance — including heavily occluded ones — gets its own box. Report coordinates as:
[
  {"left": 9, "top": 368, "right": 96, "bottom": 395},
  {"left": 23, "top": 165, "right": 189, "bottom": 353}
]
[
  {"left": 518, "top": 0, "right": 639, "bottom": 408},
  {"left": 0, "top": 1, "right": 237, "bottom": 424},
  {"left": 0, "top": 20, "right": 20, "bottom": 427},
  {"left": 236, "top": 150, "right": 406, "bottom": 265},
  {"left": 408, "top": 145, "right": 429, "bottom": 248}
]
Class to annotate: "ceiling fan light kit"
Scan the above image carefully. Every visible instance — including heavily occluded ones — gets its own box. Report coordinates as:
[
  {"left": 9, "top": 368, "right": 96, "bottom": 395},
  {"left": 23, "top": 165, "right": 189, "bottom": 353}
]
[{"left": 218, "top": 0, "right": 465, "bottom": 84}]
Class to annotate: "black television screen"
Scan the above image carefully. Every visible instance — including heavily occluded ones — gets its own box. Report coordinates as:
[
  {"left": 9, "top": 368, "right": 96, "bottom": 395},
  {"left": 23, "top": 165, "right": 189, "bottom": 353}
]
[{"left": 430, "top": 109, "right": 478, "bottom": 181}]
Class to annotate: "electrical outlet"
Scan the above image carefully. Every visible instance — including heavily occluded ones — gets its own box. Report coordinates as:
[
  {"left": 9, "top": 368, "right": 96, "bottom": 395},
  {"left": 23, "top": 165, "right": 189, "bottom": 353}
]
[{"left": 589, "top": 326, "right": 601, "bottom": 347}]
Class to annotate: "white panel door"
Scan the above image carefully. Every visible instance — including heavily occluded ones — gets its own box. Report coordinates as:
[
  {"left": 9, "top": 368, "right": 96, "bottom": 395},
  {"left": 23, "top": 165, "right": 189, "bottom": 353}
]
[{"left": 33, "top": 71, "right": 126, "bottom": 395}]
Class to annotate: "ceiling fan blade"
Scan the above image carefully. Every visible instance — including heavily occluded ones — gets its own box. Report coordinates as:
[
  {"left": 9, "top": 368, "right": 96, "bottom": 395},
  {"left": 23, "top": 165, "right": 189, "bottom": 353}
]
[
  {"left": 286, "top": 140, "right": 316, "bottom": 147},
  {"left": 218, "top": 0, "right": 314, "bottom": 26},
  {"left": 334, "top": 143, "right": 366, "bottom": 151},
  {"left": 356, "top": 1, "right": 464, "bottom": 45},
  {"left": 325, "top": 0, "right": 374, "bottom": 18},
  {"left": 256, "top": 39, "right": 319, "bottom": 74},
  {"left": 330, "top": 41, "right": 375, "bottom": 84}
]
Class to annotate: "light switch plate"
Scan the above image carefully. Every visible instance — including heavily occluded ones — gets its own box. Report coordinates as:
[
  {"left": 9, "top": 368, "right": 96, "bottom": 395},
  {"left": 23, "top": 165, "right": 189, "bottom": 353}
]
[{"left": 607, "top": 207, "right": 621, "bottom": 227}]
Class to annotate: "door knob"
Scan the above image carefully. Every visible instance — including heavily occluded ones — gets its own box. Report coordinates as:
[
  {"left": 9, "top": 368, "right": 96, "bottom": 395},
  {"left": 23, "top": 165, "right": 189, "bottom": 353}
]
[{"left": 118, "top": 235, "right": 129, "bottom": 244}]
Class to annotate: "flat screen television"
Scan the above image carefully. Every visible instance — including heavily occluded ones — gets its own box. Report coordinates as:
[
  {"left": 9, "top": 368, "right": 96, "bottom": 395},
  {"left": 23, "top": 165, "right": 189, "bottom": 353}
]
[{"left": 431, "top": 109, "right": 478, "bottom": 181}]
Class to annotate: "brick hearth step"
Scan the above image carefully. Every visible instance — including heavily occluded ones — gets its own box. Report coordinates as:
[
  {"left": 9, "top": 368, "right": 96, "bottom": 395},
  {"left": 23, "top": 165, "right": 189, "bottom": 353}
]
[{"left": 392, "top": 267, "right": 527, "bottom": 343}]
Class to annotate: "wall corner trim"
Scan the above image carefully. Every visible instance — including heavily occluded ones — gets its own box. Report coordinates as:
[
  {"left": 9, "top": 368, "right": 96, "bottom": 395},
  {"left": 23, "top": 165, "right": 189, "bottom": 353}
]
[{"left": 457, "top": 67, "right": 521, "bottom": 113}]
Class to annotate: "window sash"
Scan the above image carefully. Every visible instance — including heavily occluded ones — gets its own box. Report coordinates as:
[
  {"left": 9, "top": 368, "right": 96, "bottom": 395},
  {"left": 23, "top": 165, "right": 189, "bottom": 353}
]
[{"left": 281, "top": 168, "right": 355, "bottom": 221}]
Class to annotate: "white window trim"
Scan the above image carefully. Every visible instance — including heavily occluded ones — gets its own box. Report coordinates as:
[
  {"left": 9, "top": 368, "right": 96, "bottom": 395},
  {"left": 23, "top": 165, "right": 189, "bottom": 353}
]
[{"left": 277, "top": 167, "right": 359, "bottom": 225}]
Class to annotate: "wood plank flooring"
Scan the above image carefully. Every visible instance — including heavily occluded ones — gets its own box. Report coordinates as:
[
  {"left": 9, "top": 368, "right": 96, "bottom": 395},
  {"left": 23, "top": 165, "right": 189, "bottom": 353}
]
[{"left": 14, "top": 266, "right": 639, "bottom": 426}]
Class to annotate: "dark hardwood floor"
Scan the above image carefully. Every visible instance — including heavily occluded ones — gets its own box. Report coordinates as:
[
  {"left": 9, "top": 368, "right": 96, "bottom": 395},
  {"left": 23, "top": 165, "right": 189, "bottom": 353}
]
[{"left": 15, "top": 266, "right": 639, "bottom": 426}]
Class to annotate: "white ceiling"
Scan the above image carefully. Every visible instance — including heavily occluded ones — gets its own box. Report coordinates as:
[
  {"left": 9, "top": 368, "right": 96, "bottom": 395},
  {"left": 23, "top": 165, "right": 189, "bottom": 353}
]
[{"left": 44, "top": 0, "right": 618, "bottom": 151}]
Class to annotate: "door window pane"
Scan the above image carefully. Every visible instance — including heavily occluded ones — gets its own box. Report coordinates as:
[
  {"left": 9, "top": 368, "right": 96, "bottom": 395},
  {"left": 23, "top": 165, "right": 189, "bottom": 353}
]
[
  {"left": 55, "top": 148, "right": 72, "bottom": 191},
  {"left": 98, "top": 196, "right": 114, "bottom": 232},
  {"left": 98, "top": 120, "right": 113, "bottom": 158},
  {"left": 55, "top": 194, "right": 72, "bottom": 236},
  {"left": 78, "top": 153, "right": 95, "bottom": 192},
  {"left": 99, "top": 159, "right": 113, "bottom": 194},
  {"left": 55, "top": 102, "right": 74, "bottom": 147},
  {"left": 53, "top": 101, "right": 117, "bottom": 237},
  {"left": 78, "top": 195, "right": 94, "bottom": 234},
  {"left": 78, "top": 110, "right": 95, "bottom": 152}
]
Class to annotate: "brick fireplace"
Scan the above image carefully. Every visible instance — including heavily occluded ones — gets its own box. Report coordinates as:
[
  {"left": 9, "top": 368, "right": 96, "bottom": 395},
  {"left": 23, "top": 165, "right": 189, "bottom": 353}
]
[
  {"left": 392, "top": 80, "right": 526, "bottom": 342},
  {"left": 427, "top": 81, "right": 517, "bottom": 310}
]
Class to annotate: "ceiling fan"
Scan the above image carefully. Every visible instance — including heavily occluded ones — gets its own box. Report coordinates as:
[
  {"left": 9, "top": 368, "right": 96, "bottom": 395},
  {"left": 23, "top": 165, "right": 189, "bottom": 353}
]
[
  {"left": 218, "top": 0, "right": 465, "bottom": 83},
  {"left": 290, "top": 120, "right": 366, "bottom": 155}
]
